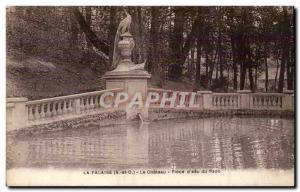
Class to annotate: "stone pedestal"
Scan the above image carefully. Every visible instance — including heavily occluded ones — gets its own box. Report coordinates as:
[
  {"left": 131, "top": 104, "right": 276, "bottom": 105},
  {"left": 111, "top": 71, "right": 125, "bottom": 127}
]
[
  {"left": 237, "top": 90, "right": 252, "bottom": 109},
  {"left": 7, "top": 97, "right": 28, "bottom": 131},
  {"left": 104, "top": 30, "right": 152, "bottom": 120},
  {"left": 197, "top": 91, "right": 212, "bottom": 109},
  {"left": 103, "top": 70, "right": 151, "bottom": 119},
  {"left": 283, "top": 89, "right": 294, "bottom": 111}
]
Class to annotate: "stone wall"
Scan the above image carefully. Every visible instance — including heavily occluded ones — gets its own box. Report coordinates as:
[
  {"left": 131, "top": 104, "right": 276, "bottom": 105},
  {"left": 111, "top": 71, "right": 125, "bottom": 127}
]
[
  {"left": 149, "top": 108, "right": 294, "bottom": 121},
  {"left": 9, "top": 110, "right": 126, "bottom": 136}
]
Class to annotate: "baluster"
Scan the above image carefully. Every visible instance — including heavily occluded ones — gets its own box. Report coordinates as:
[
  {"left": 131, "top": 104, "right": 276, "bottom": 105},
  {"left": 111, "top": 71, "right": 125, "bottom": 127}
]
[
  {"left": 98, "top": 96, "right": 103, "bottom": 110},
  {"left": 227, "top": 95, "right": 232, "bottom": 107},
  {"left": 233, "top": 96, "right": 236, "bottom": 108},
  {"left": 258, "top": 96, "right": 264, "bottom": 107},
  {"left": 52, "top": 102, "right": 57, "bottom": 117},
  {"left": 252, "top": 97, "right": 255, "bottom": 107},
  {"left": 270, "top": 96, "right": 274, "bottom": 107},
  {"left": 87, "top": 97, "right": 92, "bottom": 110},
  {"left": 40, "top": 104, "right": 45, "bottom": 119},
  {"left": 220, "top": 97, "right": 223, "bottom": 107},
  {"left": 266, "top": 96, "right": 269, "bottom": 108},
  {"left": 86, "top": 97, "right": 91, "bottom": 110},
  {"left": 34, "top": 105, "right": 40, "bottom": 119},
  {"left": 273, "top": 96, "right": 276, "bottom": 107},
  {"left": 219, "top": 97, "right": 223, "bottom": 107},
  {"left": 232, "top": 96, "right": 235, "bottom": 108},
  {"left": 80, "top": 98, "right": 85, "bottom": 111},
  {"left": 57, "top": 102, "right": 62, "bottom": 115},
  {"left": 83, "top": 97, "right": 88, "bottom": 111},
  {"left": 252, "top": 97, "right": 256, "bottom": 107},
  {"left": 258, "top": 97, "right": 261, "bottom": 108},
  {"left": 68, "top": 100, "right": 73, "bottom": 113},
  {"left": 213, "top": 96, "right": 216, "bottom": 107},
  {"left": 91, "top": 97, "right": 96, "bottom": 110},
  {"left": 46, "top": 103, "right": 51, "bottom": 117},
  {"left": 28, "top": 105, "right": 34, "bottom": 120},
  {"left": 279, "top": 96, "right": 282, "bottom": 108},
  {"left": 276, "top": 96, "right": 279, "bottom": 107},
  {"left": 63, "top": 100, "right": 68, "bottom": 114},
  {"left": 277, "top": 96, "right": 281, "bottom": 108},
  {"left": 226, "top": 96, "right": 229, "bottom": 107},
  {"left": 95, "top": 96, "right": 100, "bottom": 110},
  {"left": 266, "top": 96, "right": 269, "bottom": 107}
]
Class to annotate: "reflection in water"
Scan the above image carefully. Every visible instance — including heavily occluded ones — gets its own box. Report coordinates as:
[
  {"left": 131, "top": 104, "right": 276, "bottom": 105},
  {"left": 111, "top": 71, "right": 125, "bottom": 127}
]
[{"left": 7, "top": 117, "right": 294, "bottom": 170}]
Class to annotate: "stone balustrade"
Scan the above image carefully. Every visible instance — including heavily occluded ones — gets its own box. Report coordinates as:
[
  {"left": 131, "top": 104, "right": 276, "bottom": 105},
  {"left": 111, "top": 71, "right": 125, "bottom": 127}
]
[
  {"left": 7, "top": 88, "right": 122, "bottom": 131},
  {"left": 148, "top": 89, "right": 294, "bottom": 112},
  {"left": 211, "top": 93, "right": 241, "bottom": 109},
  {"left": 7, "top": 88, "right": 294, "bottom": 131},
  {"left": 250, "top": 93, "right": 283, "bottom": 110},
  {"left": 147, "top": 88, "right": 202, "bottom": 108}
]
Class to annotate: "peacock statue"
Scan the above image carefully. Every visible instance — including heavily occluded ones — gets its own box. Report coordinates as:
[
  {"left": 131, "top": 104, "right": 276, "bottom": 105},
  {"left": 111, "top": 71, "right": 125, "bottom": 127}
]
[{"left": 112, "top": 9, "right": 132, "bottom": 68}]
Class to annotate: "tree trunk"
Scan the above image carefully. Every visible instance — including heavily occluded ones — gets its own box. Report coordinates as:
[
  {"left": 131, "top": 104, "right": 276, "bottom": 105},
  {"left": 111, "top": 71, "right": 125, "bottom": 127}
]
[
  {"left": 231, "top": 34, "right": 238, "bottom": 90},
  {"left": 286, "top": 42, "right": 293, "bottom": 89},
  {"left": 275, "top": 57, "right": 279, "bottom": 89},
  {"left": 84, "top": 7, "right": 95, "bottom": 70},
  {"left": 217, "top": 7, "right": 224, "bottom": 80},
  {"left": 69, "top": 8, "right": 78, "bottom": 48},
  {"left": 149, "top": 7, "right": 162, "bottom": 86},
  {"left": 108, "top": 7, "right": 117, "bottom": 65},
  {"left": 168, "top": 7, "right": 185, "bottom": 79},
  {"left": 248, "top": 65, "right": 254, "bottom": 92},
  {"left": 195, "top": 37, "right": 201, "bottom": 90},
  {"left": 73, "top": 7, "right": 109, "bottom": 56},
  {"left": 137, "top": 7, "right": 144, "bottom": 63},
  {"left": 278, "top": 7, "right": 290, "bottom": 93},
  {"left": 255, "top": 63, "right": 258, "bottom": 91},
  {"left": 168, "top": 7, "right": 204, "bottom": 79},
  {"left": 264, "top": 44, "right": 269, "bottom": 92}
]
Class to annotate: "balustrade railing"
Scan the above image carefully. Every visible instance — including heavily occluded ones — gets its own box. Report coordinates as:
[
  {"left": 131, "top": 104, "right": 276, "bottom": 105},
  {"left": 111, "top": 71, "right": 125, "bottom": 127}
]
[
  {"left": 250, "top": 93, "right": 283, "bottom": 110},
  {"left": 147, "top": 88, "right": 201, "bottom": 108},
  {"left": 6, "top": 88, "right": 294, "bottom": 131},
  {"left": 212, "top": 93, "right": 240, "bottom": 109},
  {"left": 26, "top": 88, "right": 122, "bottom": 125}
]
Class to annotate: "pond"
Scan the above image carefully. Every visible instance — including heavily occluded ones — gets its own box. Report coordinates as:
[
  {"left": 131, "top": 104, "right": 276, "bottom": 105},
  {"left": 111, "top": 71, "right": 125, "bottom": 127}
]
[{"left": 7, "top": 117, "right": 294, "bottom": 170}]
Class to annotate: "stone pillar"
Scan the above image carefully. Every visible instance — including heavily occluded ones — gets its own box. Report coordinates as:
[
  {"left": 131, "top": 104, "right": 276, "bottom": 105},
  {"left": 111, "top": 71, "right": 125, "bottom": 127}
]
[
  {"left": 197, "top": 91, "right": 212, "bottom": 110},
  {"left": 283, "top": 89, "right": 294, "bottom": 111},
  {"left": 237, "top": 90, "right": 251, "bottom": 109},
  {"left": 103, "top": 32, "right": 151, "bottom": 120},
  {"left": 7, "top": 97, "right": 28, "bottom": 131},
  {"left": 104, "top": 72, "right": 151, "bottom": 119}
]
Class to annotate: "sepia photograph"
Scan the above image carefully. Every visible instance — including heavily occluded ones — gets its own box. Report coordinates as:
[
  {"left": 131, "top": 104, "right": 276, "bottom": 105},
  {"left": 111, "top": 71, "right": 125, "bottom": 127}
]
[{"left": 5, "top": 5, "right": 295, "bottom": 187}]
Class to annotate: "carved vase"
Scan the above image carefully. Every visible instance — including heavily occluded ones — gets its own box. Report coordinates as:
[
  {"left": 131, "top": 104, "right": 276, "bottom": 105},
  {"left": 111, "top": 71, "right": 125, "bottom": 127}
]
[{"left": 118, "top": 32, "right": 135, "bottom": 64}]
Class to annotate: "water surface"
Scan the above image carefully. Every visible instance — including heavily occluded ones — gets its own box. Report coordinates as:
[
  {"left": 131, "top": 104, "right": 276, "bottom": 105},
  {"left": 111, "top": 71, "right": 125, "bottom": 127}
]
[{"left": 7, "top": 117, "right": 294, "bottom": 170}]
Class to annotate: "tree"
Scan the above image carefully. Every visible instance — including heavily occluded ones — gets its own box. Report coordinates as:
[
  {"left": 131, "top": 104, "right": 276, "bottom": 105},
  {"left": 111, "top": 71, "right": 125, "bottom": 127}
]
[{"left": 72, "top": 7, "right": 109, "bottom": 57}]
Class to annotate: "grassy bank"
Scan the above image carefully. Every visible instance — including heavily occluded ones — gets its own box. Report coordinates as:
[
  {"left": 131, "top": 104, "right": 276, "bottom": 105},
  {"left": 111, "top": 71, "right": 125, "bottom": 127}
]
[{"left": 7, "top": 50, "right": 196, "bottom": 100}]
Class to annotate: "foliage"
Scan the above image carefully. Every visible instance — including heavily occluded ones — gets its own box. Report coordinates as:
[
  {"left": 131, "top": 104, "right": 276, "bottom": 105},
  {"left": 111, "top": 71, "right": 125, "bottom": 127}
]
[{"left": 6, "top": 6, "right": 295, "bottom": 92}]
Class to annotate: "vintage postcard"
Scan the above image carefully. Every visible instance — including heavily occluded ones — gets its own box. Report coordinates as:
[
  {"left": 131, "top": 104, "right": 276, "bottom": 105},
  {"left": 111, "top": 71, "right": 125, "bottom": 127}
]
[{"left": 6, "top": 6, "right": 295, "bottom": 186}]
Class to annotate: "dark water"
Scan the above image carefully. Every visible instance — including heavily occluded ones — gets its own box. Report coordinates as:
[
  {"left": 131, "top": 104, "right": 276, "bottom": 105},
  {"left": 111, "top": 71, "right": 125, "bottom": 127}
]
[{"left": 7, "top": 117, "right": 294, "bottom": 170}]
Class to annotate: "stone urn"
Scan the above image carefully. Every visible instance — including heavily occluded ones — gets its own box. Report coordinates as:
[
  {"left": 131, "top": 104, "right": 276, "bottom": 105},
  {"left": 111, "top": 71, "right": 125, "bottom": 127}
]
[{"left": 115, "top": 32, "right": 135, "bottom": 70}]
